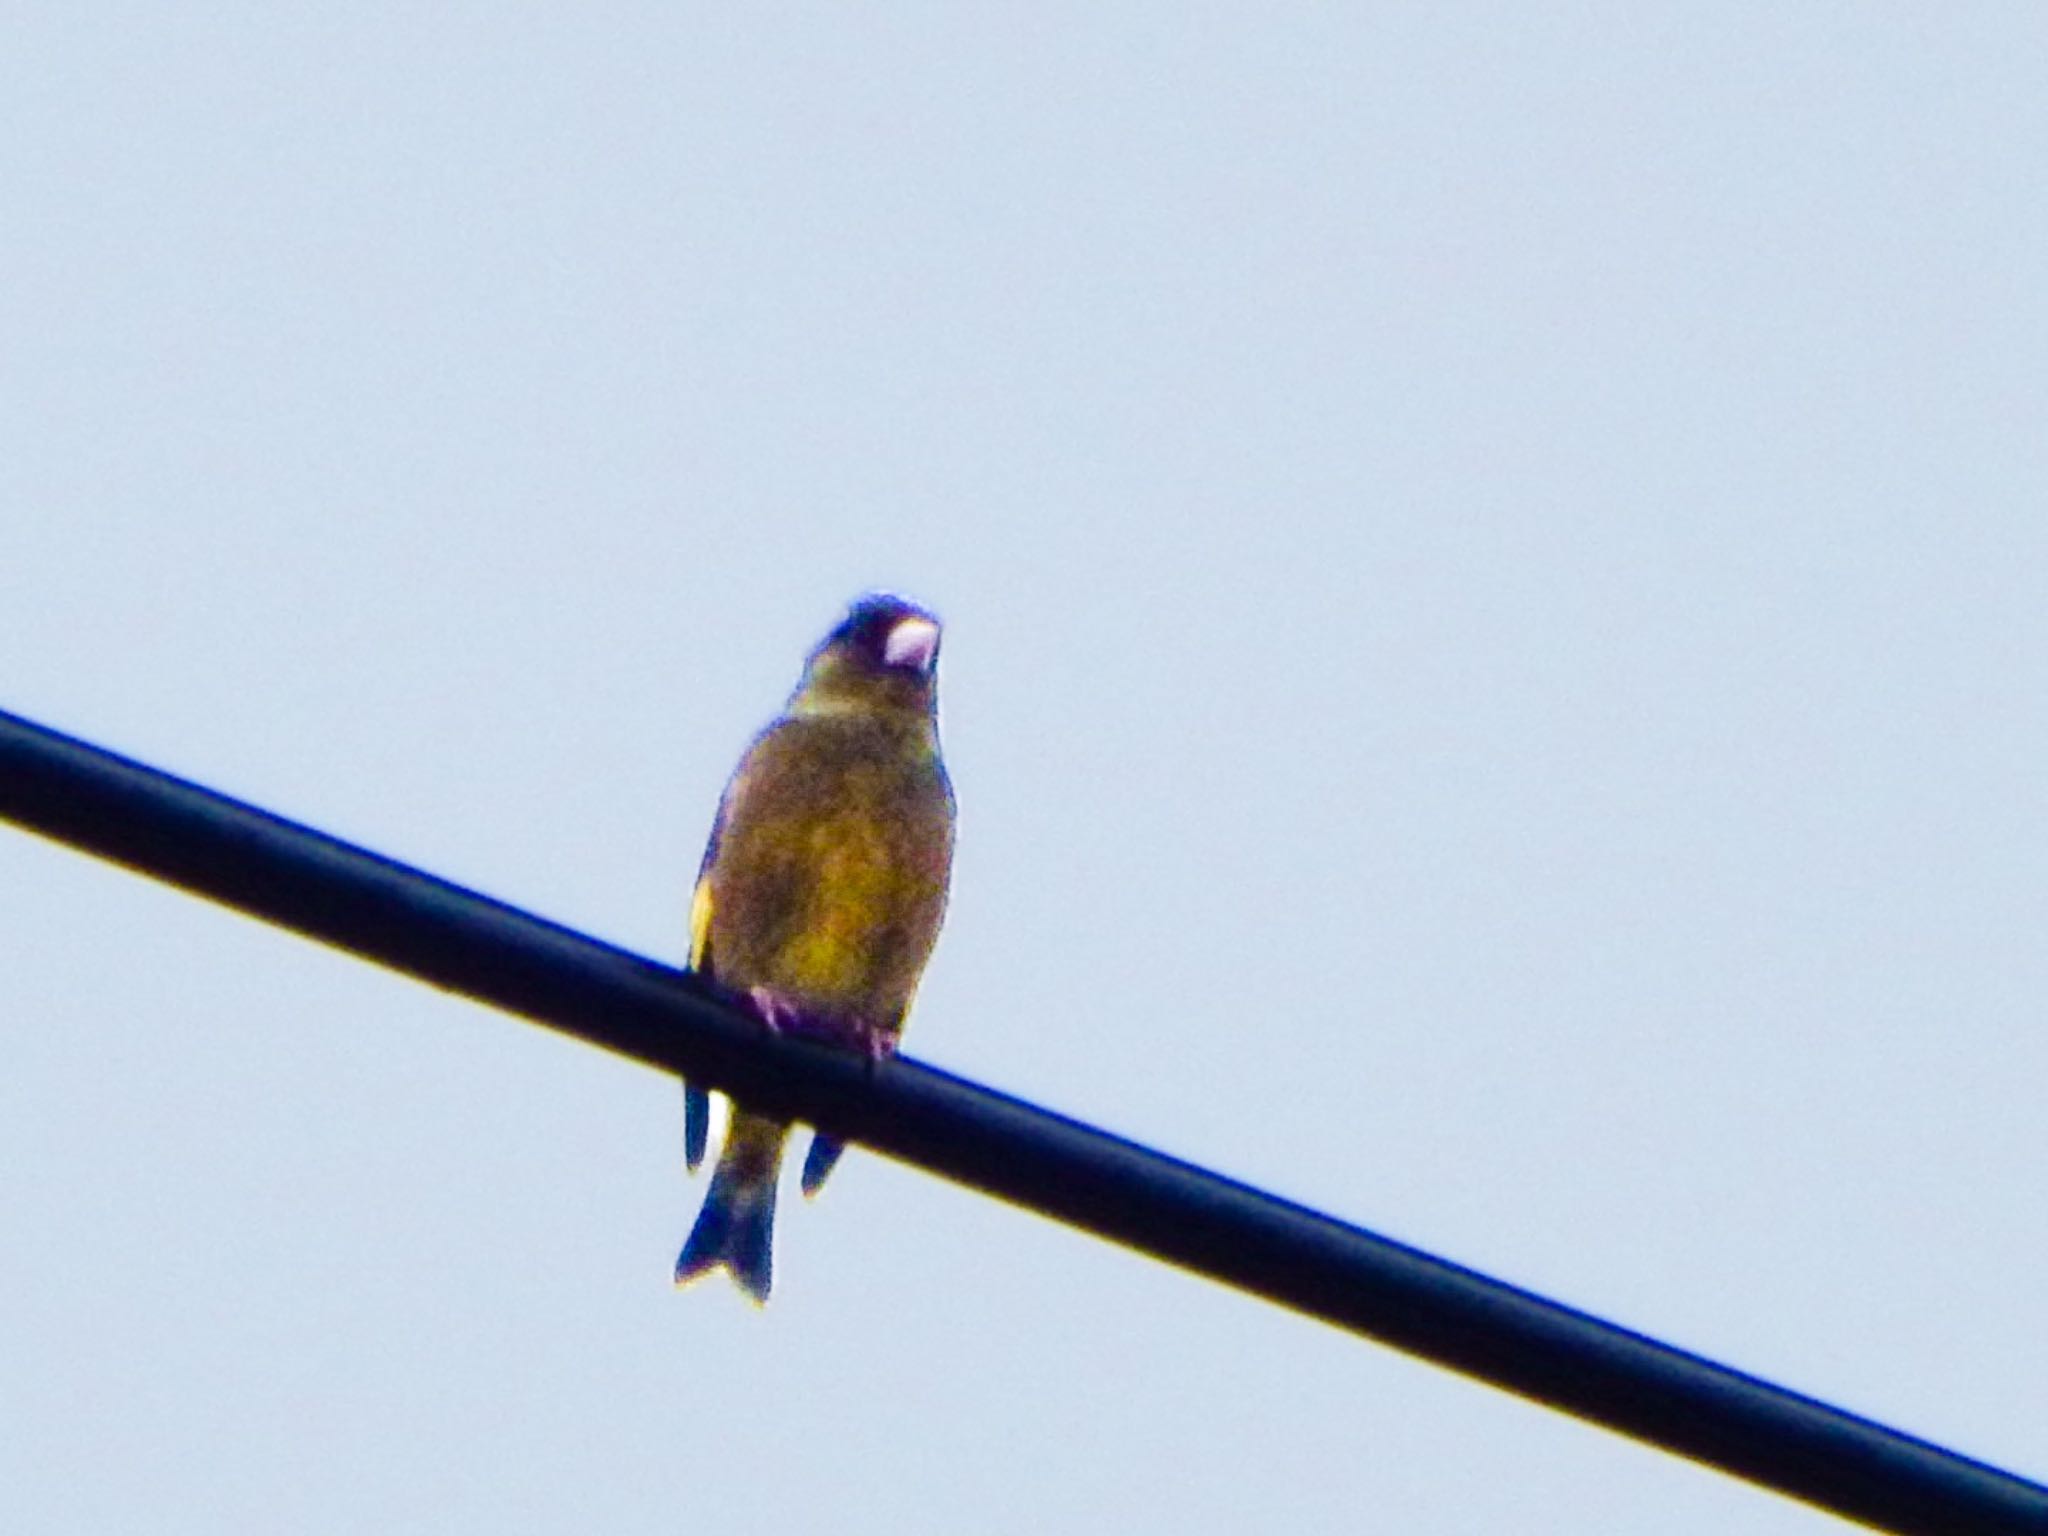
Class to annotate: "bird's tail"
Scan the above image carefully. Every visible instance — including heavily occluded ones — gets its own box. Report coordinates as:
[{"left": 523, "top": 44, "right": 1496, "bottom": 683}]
[{"left": 674, "top": 1111, "right": 790, "bottom": 1304}]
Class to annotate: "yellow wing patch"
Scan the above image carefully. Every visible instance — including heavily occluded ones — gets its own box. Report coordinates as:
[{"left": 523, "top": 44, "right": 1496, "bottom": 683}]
[{"left": 688, "top": 875, "right": 715, "bottom": 973}]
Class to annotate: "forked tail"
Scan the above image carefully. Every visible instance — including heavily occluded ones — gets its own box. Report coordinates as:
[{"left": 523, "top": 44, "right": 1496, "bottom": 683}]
[{"left": 674, "top": 1112, "right": 788, "bottom": 1303}]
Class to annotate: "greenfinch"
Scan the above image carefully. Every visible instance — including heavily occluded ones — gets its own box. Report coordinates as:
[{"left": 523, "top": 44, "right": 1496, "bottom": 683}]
[{"left": 674, "top": 594, "right": 956, "bottom": 1302}]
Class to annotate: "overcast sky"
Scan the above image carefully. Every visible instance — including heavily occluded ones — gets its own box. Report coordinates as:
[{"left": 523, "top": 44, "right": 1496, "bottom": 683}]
[{"left": 3, "top": 8, "right": 2044, "bottom": 1533}]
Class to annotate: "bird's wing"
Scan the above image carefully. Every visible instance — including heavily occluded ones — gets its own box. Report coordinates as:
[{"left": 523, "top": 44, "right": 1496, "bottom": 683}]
[{"left": 682, "top": 786, "right": 730, "bottom": 1174}]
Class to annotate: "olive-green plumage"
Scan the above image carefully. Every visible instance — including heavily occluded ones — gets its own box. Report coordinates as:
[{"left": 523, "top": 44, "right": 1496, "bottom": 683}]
[{"left": 674, "top": 594, "right": 955, "bottom": 1303}]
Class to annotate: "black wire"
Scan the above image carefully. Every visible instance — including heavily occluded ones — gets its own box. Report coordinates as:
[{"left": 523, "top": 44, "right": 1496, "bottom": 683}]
[{"left": 0, "top": 703, "right": 2040, "bottom": 1535}]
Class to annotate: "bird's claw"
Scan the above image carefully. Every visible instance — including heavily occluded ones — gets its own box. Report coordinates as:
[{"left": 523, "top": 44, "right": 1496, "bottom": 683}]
[
  {"left": 746, "top": 986, "right": 803, "bottom": 1035},
  {"left": 850, "top": 1018, "right": 898, "bottom": 1062}
]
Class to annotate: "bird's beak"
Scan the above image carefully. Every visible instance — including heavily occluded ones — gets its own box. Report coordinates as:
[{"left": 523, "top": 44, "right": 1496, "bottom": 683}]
[{"left": 883, "top": 616, "right": 940, "bottom": 672}]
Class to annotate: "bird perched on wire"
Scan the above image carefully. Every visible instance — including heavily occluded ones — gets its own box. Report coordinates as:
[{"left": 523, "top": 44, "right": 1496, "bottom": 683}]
[{"left": 674, "top": 593, "right": 956, "bottom": 1303}]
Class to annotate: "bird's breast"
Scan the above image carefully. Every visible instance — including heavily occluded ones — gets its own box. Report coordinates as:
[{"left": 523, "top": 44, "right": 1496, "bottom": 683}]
[{"left": 710, "top": 740, "right": 952, "bottom": 1019}]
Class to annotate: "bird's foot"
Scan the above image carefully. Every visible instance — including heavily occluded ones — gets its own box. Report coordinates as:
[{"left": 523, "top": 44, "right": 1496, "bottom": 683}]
[
  {"left": 844, "top": 1015, "right": 900, "bottom": 1063},
  {"left": 743, "top": 991, "right": 896, "bottom": 1061},
  {"left": 745, "top": 986, "right": 804, "bottom": 1036}
]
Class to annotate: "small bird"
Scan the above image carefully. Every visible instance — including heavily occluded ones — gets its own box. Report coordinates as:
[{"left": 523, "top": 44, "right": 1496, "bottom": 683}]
[{"left": 674, "top": 593, "right": 956, "bottom": 1302}]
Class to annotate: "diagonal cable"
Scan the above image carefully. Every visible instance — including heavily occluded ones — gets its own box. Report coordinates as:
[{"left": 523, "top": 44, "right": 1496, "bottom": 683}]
[{"left": 0, "top": 704, "right": 2040, "bottom": 1535}]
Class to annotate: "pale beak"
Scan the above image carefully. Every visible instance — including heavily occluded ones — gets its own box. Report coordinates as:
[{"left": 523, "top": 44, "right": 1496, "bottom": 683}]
[{"left": 882, "top": 616, "right": 940, "bottom": 671}]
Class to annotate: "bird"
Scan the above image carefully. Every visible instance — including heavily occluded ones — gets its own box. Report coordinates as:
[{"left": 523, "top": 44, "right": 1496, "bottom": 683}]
[{"left": 673, "top": 593, "right": 956, "bottom": 1303}]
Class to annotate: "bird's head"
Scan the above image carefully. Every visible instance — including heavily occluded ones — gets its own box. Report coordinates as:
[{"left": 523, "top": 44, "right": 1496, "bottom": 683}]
[{"left": 791, "top": 593, "right": 943, "bottom": 720}]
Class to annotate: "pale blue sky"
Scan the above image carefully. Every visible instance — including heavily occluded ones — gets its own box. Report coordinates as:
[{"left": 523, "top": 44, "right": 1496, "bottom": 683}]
[{"left": 3, "top": 8, "right": 2044, "bottom": 1532}]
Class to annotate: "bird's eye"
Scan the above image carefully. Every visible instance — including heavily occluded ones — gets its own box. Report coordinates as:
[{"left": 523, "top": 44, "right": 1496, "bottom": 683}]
[{"left": 881, "top": 616, "right": 940, "bottom": 671}]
